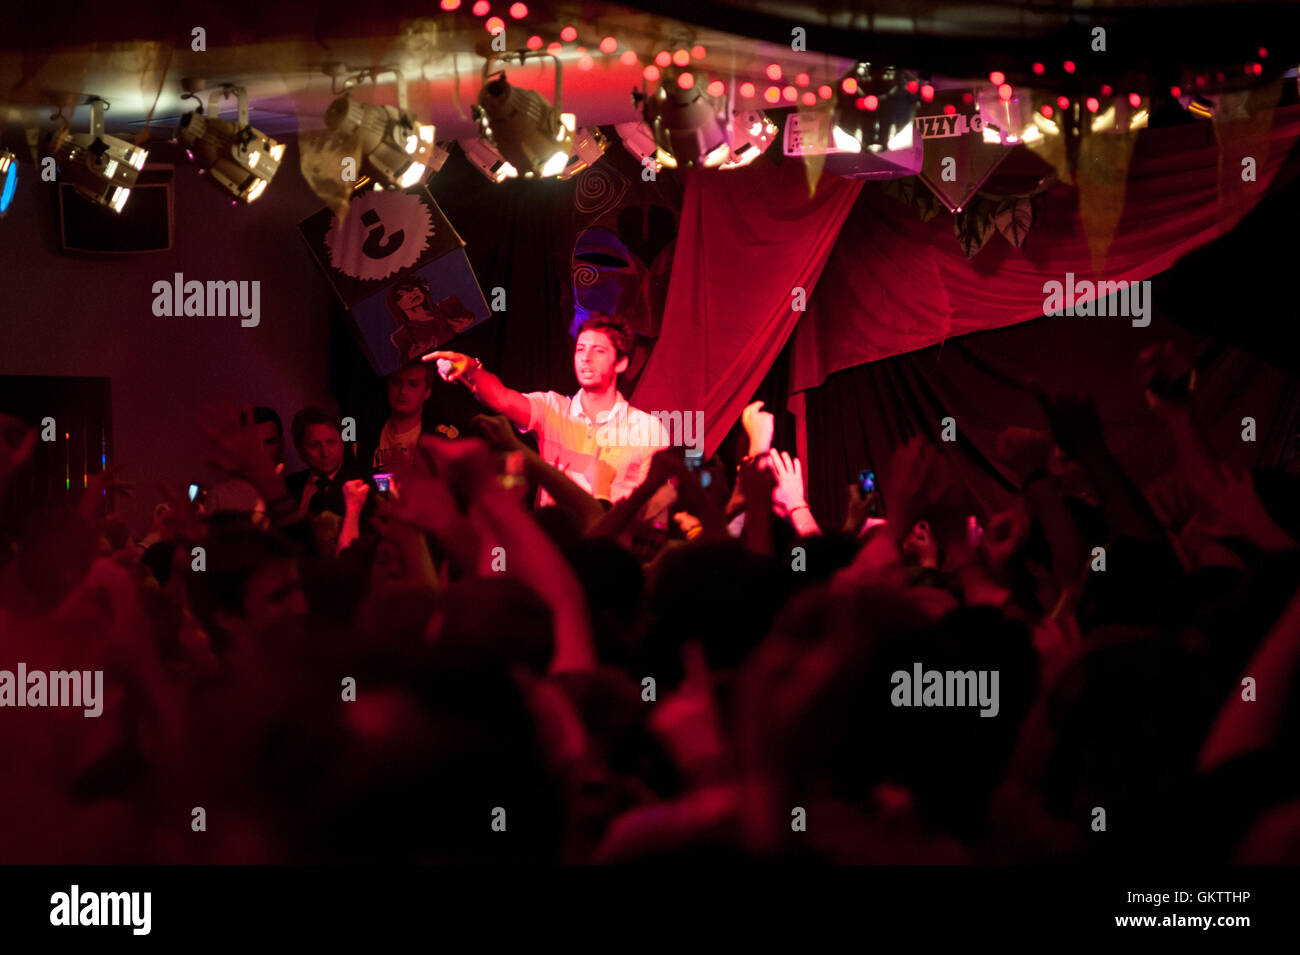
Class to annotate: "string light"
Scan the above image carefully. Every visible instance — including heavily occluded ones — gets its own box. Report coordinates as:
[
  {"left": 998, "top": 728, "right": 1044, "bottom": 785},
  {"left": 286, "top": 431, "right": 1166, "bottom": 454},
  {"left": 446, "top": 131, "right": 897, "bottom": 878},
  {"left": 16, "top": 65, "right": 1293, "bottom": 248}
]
[{"left": 600, "top": 36, "right": 617, "bottom": 54}]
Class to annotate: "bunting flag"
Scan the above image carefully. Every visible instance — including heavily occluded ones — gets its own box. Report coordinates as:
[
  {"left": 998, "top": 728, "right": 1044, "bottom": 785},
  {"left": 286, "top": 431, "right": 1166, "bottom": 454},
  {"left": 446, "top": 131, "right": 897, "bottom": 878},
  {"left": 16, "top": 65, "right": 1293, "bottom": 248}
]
[
  {"left": 298, "top": 124, "right": 363, "bottom": 221},
  {"left": 1076, "top": 128, "right": 1140, "bottom": 272},
  {"left": 1213, "top": 78, "right": 1284, "bottom": 233}
]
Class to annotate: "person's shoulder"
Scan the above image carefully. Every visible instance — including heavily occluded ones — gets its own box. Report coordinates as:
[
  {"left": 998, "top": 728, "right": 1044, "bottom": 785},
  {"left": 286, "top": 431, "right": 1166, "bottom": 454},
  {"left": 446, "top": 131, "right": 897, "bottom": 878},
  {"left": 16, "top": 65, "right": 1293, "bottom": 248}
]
[{"left": 284, "top": 468, "right": 309, "bottom": 494}]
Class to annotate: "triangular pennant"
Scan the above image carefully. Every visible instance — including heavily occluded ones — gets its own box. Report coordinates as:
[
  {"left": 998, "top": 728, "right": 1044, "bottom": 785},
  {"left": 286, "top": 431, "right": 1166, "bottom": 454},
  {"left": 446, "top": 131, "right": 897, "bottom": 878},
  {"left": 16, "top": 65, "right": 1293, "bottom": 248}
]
[
  {"left": 1077, "top": 128, "right": 1139, "bottom": 272},
  {"left": 915, "top": 91, "right": 1013, "bottom": 212},
  {"left": 1213, "top": 78, "right": 1284, "bottom": 232}
]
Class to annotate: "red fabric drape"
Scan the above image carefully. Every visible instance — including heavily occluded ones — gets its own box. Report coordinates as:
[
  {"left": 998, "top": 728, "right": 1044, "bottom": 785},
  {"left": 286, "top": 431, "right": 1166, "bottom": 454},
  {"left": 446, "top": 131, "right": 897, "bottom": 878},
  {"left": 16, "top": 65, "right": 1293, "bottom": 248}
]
[
  {"left": 790, "top": 106, "right": 1300, "bottom": 401},
  {"left": 630, "top": 159, "right": 862, "bottom": 456}
]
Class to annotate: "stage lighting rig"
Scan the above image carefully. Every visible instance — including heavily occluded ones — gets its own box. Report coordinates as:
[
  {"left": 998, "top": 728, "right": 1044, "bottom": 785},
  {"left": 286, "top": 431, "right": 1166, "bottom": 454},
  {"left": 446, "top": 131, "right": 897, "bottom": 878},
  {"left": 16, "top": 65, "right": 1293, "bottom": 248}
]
[
  {"left": 633, "top": 66, "right": 730, "bottom": 169},
  {"left": 473, "top": 52, "right": 576, "bottom": 178},
  {"left": 325, "top": 68, "right": 446, "bottom": 190},
  {"left": 43, "top": 98, "right": 148, "bottom": 213},
  {"left": 176, "top": 86, "right": 286, "bottom": 203}
]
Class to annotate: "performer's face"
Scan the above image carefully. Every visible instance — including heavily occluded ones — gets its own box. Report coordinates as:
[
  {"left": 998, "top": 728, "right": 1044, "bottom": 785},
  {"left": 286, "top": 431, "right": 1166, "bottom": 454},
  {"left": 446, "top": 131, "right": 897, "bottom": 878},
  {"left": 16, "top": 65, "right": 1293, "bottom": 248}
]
[
  {"left": 300, "top": 423, "right": 344, "bottom": 475},
  {"left": 574, "top": 329, "right": 628, "bottom": 392}
]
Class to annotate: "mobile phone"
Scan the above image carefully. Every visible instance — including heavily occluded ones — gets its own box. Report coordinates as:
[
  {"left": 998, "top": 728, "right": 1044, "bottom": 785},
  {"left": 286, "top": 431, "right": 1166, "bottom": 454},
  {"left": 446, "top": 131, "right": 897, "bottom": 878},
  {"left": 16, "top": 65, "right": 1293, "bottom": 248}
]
[
  {"left": 858, "top": 469, "right": 876, "bottom": 495},
  {"left": 684, "top": 451, "right": 704, "bottom": 471},
  {"left": 188, "top": 483, "right": 201, "bottom": 502},
  {"left": 373, "top": 472, "right": 394, "bottom": 494}
]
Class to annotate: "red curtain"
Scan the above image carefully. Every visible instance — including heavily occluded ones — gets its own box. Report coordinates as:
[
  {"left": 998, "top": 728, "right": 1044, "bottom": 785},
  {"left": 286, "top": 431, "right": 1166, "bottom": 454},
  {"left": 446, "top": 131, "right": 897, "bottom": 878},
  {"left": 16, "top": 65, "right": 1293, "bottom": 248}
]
[
  {"left": 630, "top": 159, "right": 862, "bottom": 456},
  {"left": 789, "top": 106, "right": 1300, "bottom": 403}
]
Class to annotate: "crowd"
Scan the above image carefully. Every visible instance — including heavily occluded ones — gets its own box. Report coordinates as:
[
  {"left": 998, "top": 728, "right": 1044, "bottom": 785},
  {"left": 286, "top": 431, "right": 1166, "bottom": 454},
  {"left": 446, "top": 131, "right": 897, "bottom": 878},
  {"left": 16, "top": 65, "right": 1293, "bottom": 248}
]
[{"left": 0, "top": 331, "right": 1298, "bottom": 864}]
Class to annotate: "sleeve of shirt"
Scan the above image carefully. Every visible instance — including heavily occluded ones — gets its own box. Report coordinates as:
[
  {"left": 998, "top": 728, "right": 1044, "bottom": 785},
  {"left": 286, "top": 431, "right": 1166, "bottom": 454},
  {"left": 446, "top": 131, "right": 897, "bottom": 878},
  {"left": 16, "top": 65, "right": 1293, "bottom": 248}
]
[{"left": 522, "top": 391, "right": 562, "bottom": 436}]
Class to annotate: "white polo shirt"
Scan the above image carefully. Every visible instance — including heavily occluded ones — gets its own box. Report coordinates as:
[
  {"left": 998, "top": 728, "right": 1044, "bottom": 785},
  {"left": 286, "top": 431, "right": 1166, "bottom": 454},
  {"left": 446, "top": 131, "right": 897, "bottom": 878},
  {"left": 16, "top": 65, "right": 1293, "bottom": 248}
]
[{"left": 524, "top": 390, "right": 668, "bottom": 503}]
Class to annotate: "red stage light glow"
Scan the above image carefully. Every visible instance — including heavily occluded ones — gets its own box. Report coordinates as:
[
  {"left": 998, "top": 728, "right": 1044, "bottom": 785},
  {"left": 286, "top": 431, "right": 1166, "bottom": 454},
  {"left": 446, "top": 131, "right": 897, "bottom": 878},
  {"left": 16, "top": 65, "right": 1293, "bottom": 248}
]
[
  {"left": 656, "top": 51, "right": 672, "bottom": 67},
  {"left": 921, "top": 85, "right": 935, "bottom": 102},
  {"left": 600, "top": 36, "right": 617, "bottom": 54},
  {"left": 740, "top": 82, "right": 756, "bottom": 98},
  {"left": 678, "top": 72, "right": 695, "bottom": 89},
  {"left": 767, "top": 63, "right": 783, "bottom": 81},
  {"left": 620, "top": 50, "right": 638, "bottom": 66},
  {"left": 526, "top": 35, "right": 543, "bottom": 50},
  {"left": 707, "top": 80, "right": 725, "bottom": 97},
  {"left": 841, "top": 76, "right": 858, "bottom": 94},
  {"left": 764, "top": 86, "right": 781, "bottom": 104},
  {"left": 560, "top": 25, "right": 577, "bottom": 41},
  {"left": 643, "top": 65, "right": 660, "bottom": 82},
  {"left": 485, "top": 16, "right": 504, "bottom": 33},
  {"left": 472, "top": 0, "right": 489, "bottom": 15},
  {"left": 989, "top": 71, "right": 1005, "bottom": 86},
  {"left": 508, "top": 2, "right": 527, "bottom": 17}
]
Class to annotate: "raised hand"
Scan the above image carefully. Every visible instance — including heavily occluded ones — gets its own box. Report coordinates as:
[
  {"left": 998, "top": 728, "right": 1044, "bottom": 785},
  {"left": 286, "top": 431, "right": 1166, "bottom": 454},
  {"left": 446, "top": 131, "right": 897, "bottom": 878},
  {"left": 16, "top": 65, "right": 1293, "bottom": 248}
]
[
  {"left": 342, "top": 479, "right": 370, "bottom": 512},
  {"left": 741, "top": 400, "right": 775, "bottom": 458},
  {"left": 768, "top": 449, "right": 808, "bottom": 517},
  {"left": 424, "top": 350, "right": 475, "bottom": 384},
  {"left": 472, "top": 413, "right": 527, "bottom": 454}
]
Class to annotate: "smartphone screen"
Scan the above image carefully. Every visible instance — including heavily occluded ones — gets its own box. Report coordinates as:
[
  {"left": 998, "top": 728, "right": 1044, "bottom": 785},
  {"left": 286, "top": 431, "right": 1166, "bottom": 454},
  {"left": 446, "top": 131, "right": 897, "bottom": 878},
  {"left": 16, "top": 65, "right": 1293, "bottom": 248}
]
[
  {"left": 858, "top": 469, "right": 876, "bottom": 494},
  {"left": 188, "top": 484, "right": 200, "bottom": 502},
  {"left": 373, "top": 473, "right": 393, "bottom": 493}
]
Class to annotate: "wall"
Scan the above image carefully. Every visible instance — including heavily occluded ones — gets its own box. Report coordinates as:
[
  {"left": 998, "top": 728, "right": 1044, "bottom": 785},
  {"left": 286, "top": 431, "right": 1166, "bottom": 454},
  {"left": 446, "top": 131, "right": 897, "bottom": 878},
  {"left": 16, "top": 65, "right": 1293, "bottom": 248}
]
[{"left": 0, "top": 141, "right": 335, "bottom": 532}]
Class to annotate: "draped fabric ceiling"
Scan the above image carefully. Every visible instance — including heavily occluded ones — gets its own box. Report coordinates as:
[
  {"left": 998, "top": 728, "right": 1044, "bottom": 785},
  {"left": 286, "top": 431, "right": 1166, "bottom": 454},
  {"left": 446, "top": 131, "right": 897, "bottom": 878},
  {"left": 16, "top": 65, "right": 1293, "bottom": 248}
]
[{"left": 632, "top": 105, "right": 1300, "bottom": 470}]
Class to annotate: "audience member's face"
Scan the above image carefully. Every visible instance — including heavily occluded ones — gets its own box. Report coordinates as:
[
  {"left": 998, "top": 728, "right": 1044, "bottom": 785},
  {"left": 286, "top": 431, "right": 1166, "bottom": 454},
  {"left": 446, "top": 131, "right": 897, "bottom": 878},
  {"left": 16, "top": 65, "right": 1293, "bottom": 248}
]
[
  {"left": 257, "top": 422, "right": 285, "bottom": 466},
  {"left": 902, "top": 520, "right": 941, "bottom": 568},
  {"left": 300, "top": 423, "right": 344, "bottom": 475},
  {"left": 388, "top": 368, "right": 431, "bottom": 417},
  {"left": 573, "top": 329, "right": 627, "bottom": 392}
]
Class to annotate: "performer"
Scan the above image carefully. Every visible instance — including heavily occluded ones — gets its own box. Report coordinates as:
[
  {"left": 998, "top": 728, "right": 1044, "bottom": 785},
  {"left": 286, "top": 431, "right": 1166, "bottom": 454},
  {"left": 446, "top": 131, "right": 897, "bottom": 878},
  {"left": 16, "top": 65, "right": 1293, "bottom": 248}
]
[{"left": 426, "top": 315, "right": 667, "bottom": 504}]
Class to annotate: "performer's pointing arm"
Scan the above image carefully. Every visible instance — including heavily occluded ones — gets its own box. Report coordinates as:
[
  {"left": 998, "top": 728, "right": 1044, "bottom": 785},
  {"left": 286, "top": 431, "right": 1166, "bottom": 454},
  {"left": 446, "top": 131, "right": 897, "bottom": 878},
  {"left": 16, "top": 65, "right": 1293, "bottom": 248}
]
[{"left": 424, "top": 350, "right": 533, "bottom": 431}]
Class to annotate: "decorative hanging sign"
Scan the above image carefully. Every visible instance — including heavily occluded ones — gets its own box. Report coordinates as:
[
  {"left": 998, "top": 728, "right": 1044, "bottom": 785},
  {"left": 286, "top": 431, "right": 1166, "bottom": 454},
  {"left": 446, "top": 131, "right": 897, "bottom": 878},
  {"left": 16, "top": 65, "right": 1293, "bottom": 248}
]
[
  {"left": 916, "top": 91, "right": 1013, "bottom": 212},
  {"left": 299, "top": 184, "right": 491, "bottom": 375},
  {"left": 914, "top": 113, "right": 985, "bottom": 139}
]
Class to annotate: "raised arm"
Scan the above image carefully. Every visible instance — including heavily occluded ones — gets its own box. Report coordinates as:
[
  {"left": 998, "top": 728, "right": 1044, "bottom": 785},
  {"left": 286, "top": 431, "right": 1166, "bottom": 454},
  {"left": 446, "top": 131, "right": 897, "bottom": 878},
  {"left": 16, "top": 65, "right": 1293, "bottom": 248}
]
[{"left": 424, "top": 351, "right": 532, "bottom": 430}]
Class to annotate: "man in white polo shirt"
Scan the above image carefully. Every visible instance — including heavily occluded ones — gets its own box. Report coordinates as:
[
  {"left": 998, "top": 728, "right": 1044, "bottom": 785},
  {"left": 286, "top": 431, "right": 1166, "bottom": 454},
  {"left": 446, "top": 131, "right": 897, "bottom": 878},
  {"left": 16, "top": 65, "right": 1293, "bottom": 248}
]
[{"left": 426, "top": 316, "right": 667, "bottom": 504}]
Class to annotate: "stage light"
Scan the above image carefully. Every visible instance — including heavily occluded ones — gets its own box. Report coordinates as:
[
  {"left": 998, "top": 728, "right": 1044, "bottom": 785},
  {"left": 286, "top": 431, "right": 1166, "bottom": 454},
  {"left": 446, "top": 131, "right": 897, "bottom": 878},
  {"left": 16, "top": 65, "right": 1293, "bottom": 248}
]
[
  {"left": 462, "top": 136, "right": 517, "bottom": 181},
  {"left": 635, "top": 66, "right": 730, "bottom": 169},
  {"left": 44, "top": 98, "right": 147, "bottom": 213},
  {"left": 600, "top": 36, "right": 617, "bottom": 54},
  {"left": 0, "top": 149, "right": 16, "bottom": 217},
  {"left": 720, "top": 110, "right": 777, "bottom": 169},
  {"left": 740, "top": 82, "right": 756, "bottom": 98},
  {"left": 176, "top": 86, "right": 286, "bottom": 203},
  {"left": 474, "top": 54, "right": 574, "bottom": 178},
  {"left": 325, "top": 78, "right": 444, "bottom": 190},
  {"left": 975, "top": 84, "right": 1032, "bottom": 144},
  {"left": 561, "top": 26, "right": 577, "bottom": 41},
  {"left": 614, "top": 121, "right": 661, "bottom": 174},
  {"left": 831, "top": 63, "right": 918, "bottom": 155},
  {"left": 620, "top": 50, "right": 638, "bottom": 66},
  {"left": 557, "top": 125, "right": 609, "bottom": 179}
]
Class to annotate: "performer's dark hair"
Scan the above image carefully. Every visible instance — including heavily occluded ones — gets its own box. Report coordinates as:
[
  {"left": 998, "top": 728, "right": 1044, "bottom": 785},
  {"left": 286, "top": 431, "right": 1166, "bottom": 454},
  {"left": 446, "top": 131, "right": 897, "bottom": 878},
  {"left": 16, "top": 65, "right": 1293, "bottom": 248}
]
[{"left": 575, "top": 314, "right": 633, "bottom": 361}]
